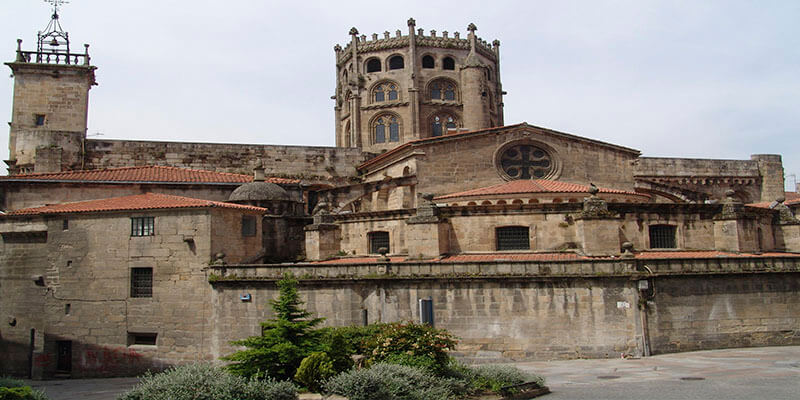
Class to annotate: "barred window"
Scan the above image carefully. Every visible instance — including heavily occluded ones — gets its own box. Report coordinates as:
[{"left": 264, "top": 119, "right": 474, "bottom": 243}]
[
  {"left": 131, "top": 217, "right": 154, "bottom": 236},
  {"left": 649, "top": 225, "right": 676, "bottom": 249},
  {"left": 369, "top": 231, "right": 390, "bottom": 254},
  {"left": 242, "top": 215, "right": 257, "bottom": 237},
  {"left": 130, "top": 268, "right": 153, "bottom": 298},
  {"left": 496, "top": 226, "right": 530, "bottom": 251},
  {"left": 431, "top": 115, "right": 457, "bottom": 137}
]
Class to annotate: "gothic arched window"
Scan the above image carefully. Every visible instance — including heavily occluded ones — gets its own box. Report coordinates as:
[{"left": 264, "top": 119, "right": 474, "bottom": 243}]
[
  {"left": 373, "top": 83, "right": 399, "bottom": 103},
  {"left": 388, "top": 55, "right": 404, "bottom": 70},
  {"left": 366, "top": 58, "right": 381, "bottom": 73},
  {"left": 374, "top": 115, "right": 401, "bottom": 143},
  {"left": 429, "top": 80, "right": 457, "bottom": 101},
  {"left": 431, "top": 115, "right": 457, "bottom": 137},
  {"left": 443, "top": 57, "right": 455, "bottom": 70},
  {"left": 422, "top": 55, "right": 435, "bottom": 69}
]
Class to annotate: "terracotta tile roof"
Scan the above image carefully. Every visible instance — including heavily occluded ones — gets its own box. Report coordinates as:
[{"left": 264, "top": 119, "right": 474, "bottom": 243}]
[
  {"left": 357, "top": 122, "right": 640, "bottom": 170},
  {"left": 634, "top": 251, "right": 800, "bottom": 259},
  {"left": 311, "top": 250, "right": 800, "bottom": 264},
  {"left": 435, "top": 179, "right": 646, "bottom": 200},
  {"left": 2, "top": 193, "right": 267, "bottom": 216},
  {"left": 747, "top": 198, "right": 800, "bottom": 209},
  {"left": 786, "top": 192, "right": 800, "bottom": 201},
  {"left": 0, "top": 165, "right": 299, "bottom": 184}
]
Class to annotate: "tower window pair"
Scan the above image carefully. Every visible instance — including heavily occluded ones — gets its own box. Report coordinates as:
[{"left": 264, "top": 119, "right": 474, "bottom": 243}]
[
  {"left": 421, "top": 55, "right": 455, "bottom": 70},
  {"left": 431, "top": 115, "right": 457, "bottom": 137},
  {"left": 374, "top": 116, "right": 400, "bottom": 143}
]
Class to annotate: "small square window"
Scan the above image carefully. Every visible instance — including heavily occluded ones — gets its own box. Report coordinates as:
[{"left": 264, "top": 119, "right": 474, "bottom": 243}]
[
  {"left": 127, "top": 332, "right": 157, "bottom": 346},
  {"left": 242, "top": 215, "right": 257, "bottom": 237},
  {"left": 649, "top": 225, "right": 676, "bottom": 249},
  {"left": 496, "top": 226, "right": 530, "bottom": 251},
  {"left": 130, "top": 267, "right": 153, "bottom": 298},
  {"left": 35, "top": 114, "right": 45, "bottom": 126},
  {"left": 131, "top": 217, "right": 155, "bottom": 236},
  {"left": 368, "top": 231, "right": 390, "bottom": 254}
]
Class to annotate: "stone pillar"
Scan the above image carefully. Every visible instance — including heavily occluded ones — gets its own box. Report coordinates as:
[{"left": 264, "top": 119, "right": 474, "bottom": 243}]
[
  {"left": 406, "top": 193, "right": 449, "bottom": 259},
  {"left": 492, "top": 39, "right": 505, "bottom": 126},
  {"left": 304, "top": 201, "right": 341, "bottom": 261},
  {"left": 713, "top": 190, "right": 758, "bottom": 252},
  {"left": 575, "top": 187, "right": 621, "bottom": 256},
  {"left": 752, "top": 154, "right": 785, "bottom": 203},
  {"left": 407, "top": 18, "right": 420, "bottom": 139}
]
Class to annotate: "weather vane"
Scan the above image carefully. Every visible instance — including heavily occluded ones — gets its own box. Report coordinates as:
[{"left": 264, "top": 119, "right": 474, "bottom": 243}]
[{"left": 45, "top": 0, "right": 69, "bottom": 17}]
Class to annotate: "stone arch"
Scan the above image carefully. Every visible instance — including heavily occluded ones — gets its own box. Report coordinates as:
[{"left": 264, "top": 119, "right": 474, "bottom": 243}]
[
  {"left": 365, "top": 57, "right": 382, "bottom": 73},
  {"left": 425, "top": 77, "right": 460, "bottom": 102},
  {"left": 421, "top": 54, "right": 435, "bottom": 69},
  {"left": 387, "top": 54, "right": 405, "bottom": 70},
  {"left": 369, "top": 111, "right": 403, "bottom": 144},
  {"left": 369, "top": 79, "right": 402, "bottom": 103}
]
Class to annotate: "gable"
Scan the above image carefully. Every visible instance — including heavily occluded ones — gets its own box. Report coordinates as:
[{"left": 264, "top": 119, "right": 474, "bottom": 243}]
[{"left": 360, "top": 124, "right": 641, "bottom": 196}]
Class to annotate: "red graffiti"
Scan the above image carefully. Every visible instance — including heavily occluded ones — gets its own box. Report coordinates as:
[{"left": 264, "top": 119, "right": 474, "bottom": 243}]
[
  {"left": 80, "top": 347, "right": 143, "bottom": 373},
  {"left": 33, "top": 353, "right": 53, "bottom": 368}
]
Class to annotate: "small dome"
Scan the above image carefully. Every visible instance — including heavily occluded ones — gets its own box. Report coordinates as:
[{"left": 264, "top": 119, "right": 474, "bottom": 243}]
[{"left": 228, "top": 181, "right": 290, "bottom": 202}]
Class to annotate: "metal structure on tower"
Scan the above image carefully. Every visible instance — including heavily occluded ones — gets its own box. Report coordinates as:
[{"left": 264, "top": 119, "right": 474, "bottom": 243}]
[{"left": 38, "top": 0, "right": 71, "bottom": 56}]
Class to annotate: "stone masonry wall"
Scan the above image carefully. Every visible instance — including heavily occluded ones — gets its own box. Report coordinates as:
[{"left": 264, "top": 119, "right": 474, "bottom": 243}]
[
  {"left": 84, "top": 140, "right": 368, "bottom": 184},
  {"left": 647, "top": 274, "right": 800, "bottom": 354}
]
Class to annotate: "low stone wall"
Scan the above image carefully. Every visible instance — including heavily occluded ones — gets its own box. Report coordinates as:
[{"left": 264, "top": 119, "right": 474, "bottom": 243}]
[{"left": 209, "top": 256, "right": 800, "bottom": 362}]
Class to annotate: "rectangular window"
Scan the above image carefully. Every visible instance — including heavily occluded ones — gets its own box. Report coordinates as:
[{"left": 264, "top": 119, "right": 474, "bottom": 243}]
[
  {"left": 130, "top": 268, "right": 153, "bottom": 298},
  {"left": 127, "top": 332, "right": 157, "bottom": 346},
  {"left": 62, "top": 219, "right": 69, "bottom": 231},
  {"left": 369, "top": 231, "right": 390, "bottom": 254},
  {"left": 131, "top": 217, "right": 155, "bottom": 236},
  {"left": 242, "top": 215, "right": 257, "bottom": 237},
  {"left": 35, "top": 114, "right": 45, "bottom": 126},
  {"left": 496, "top": 226, "right": 530, "bottom": 251},
  {"left": 649, "top": 225, "right": 677, "bottom": 249}
]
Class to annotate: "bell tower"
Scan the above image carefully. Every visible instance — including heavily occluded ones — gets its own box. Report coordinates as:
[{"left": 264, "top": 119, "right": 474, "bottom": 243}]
[
  {"left": 5, "top": 0, "right": 96, "bottom": 175},
  {"left": 333, "top": 19, "right": 504, "bottom": 153}
]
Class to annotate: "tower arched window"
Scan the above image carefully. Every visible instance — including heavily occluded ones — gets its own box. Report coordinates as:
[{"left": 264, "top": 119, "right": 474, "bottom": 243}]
[
  {"left": 422, "top": 55, "right": 435, "bottom": 69},
  {"left": 366, "top": 58, "right": 381, "bottom": 73},
  {"left": 373, "top": 83, "right": 399, "bottom": 102},
  {"left": 429, "top": 80, "right": 457, "bottom": 101},
  {"left": 431, "top": 114, "right": 457, "bottom": 137},
  {"left": 388, "top": 55, "right": 404, "bottom": 70},
  {"left": 443, "top": 57, "right": 455, "bottom": 70},
  {"left": 374, "top": 115, "right": 401, "bottom": 143}
]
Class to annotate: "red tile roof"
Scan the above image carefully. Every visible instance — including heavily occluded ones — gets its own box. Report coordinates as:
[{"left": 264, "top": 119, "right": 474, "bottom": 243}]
[
  {"left": 2, "top": 193, "right": 267, "bottom": 216},
  {"left": 786, "top": 192, "right": 800, "bottom": 202},
  {"left": 0, "top": 165, "right": 299, "bottom": 184},
  {"left": 311, "top": 250, "right": 800, "bottom": 264},
  {"left": 435, "top": 179, "right": 647, "bottom": 200}
]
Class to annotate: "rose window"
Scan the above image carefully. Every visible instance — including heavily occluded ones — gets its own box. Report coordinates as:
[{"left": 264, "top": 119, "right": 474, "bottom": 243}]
[{"left": 499, "top": 145, "right": 553, "bottom": 179}]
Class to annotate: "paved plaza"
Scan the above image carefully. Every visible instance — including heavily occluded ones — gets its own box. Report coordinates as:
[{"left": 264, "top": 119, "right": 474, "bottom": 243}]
[{"left": 25, "top": 346, "right": 800, "bottom": 400}]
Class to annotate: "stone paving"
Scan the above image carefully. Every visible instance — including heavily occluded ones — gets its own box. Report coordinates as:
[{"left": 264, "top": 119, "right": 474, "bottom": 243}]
[{"left": 24, "top": 346, "right": 800, "bottom": 400}]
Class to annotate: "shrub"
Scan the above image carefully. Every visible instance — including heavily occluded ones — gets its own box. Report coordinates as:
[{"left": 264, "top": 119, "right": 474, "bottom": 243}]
[
  {"left": 323, "top": 363, "right": 453, "bottom": 400},
  {"left": 0, "top": 378, "right": 49, "bottom": 400},
  {"left": 116, "top": 363, "right": 297, "bottom": 400},
  {"left": 317, "top": 324, "right": 385, "bottom": 373},
  {"left": 382, "top": 353, "right": 439, "bottom": 373},
  {"left": 294, "top": 352, "right": 335, "bottom": 393},
  {"left": 223, "top": 273, "right": 324, "bottom": 380},
  {"left": 465, "top": 364, "right": 542, "bottom": 393},
  {"left": 367, "top": 322, "right": 457, "bottom": 374}
]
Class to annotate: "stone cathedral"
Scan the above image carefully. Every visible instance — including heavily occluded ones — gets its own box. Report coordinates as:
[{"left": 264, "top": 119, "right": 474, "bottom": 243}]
[{"left": 1, "top": 8, "right": 799, "bottom": 379}]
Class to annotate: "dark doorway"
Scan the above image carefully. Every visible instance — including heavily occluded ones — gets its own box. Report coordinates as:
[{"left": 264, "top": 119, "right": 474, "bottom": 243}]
[{"left": 56, "top": 341, "right": 72, "bottom": 373}]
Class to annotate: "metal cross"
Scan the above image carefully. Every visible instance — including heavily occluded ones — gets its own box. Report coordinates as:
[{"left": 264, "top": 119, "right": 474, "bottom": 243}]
[{"left": 45, "top": 0, "right": 70, "bottom": 14}]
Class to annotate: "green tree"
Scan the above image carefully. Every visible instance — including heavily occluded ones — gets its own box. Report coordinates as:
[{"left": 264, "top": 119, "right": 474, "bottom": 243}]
[{"left": 222, "top": 273, "right": 324, "bottom": 380}]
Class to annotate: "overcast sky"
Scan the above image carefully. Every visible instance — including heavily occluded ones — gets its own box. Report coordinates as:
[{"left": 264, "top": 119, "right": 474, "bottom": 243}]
[{"left": 2, "top": 1, "right": 798, "bottom": 190}]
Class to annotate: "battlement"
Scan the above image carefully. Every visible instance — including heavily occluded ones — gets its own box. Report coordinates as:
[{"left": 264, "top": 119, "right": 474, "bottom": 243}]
[{"left": 335, "top": 19, "right": 498, "bottom": 64}]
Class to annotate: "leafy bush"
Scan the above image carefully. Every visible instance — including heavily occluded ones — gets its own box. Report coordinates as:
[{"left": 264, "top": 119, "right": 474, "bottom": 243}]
[
  {"left": 367, "top": 322, "right": 457, "bottom": 374},
  {"left": 116, "top": 363, "right": 297, "bottom": 400},
  {"left": 0, "top": 378, "right": 49, "bottom": 400},
  {"left": 382, "top": 353, "right": 439, "bottom": 373},
  {"left": 323, "top": 363, "right": 455, "bottom": 400},
  {"left": 223, "top": 273, "right": 324, "bottom": 380},
  {"left": 294, "top": 352, "right": 335, "bottom": 393},
  {"left": 0, "top": 377, "right": 25, "bottom": 388},
  {"left": 461, "top": 363, "right": 542, "bottom": 393},
  {"left": 317, "top": 324, "right": 385, "bottom": 373}
]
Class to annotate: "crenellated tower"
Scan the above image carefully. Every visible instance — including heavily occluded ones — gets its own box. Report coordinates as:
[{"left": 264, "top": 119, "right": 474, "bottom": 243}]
[
  {"left": 5, "top": 1, "right": 96, "bottom": 175},
  {"left": 333, "top": 18, "right": 504, "bottom": 153}
]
